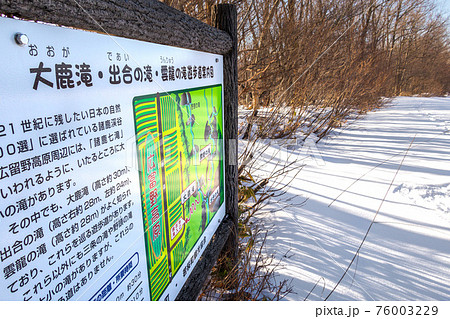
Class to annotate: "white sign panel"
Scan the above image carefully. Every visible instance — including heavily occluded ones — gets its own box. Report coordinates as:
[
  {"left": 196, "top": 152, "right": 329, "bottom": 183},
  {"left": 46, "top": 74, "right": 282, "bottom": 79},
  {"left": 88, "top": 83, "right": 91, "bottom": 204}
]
[{"left": 0, "top": 17, "right": 225, "bottom": 301}]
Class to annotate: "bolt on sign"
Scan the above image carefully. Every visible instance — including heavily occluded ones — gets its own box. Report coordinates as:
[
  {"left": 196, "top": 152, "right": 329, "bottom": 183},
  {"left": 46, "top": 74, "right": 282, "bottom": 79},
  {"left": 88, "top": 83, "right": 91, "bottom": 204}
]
[{"left": 0, "top": 17, "right": 225, "bottom": 301}]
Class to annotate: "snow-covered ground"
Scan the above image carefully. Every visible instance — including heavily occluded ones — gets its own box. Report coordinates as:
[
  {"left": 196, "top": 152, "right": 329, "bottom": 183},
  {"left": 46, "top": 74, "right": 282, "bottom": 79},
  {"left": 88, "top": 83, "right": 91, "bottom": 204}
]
[{"left": 253, "top": 97, "right": 450, "bottom": 300}]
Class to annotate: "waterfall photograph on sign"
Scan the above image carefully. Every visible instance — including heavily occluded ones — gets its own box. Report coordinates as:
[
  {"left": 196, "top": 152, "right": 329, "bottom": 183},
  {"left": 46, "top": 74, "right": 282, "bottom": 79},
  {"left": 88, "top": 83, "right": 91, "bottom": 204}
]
[{"left": 133, "top": 85, "right": 224, "bottom": 300}]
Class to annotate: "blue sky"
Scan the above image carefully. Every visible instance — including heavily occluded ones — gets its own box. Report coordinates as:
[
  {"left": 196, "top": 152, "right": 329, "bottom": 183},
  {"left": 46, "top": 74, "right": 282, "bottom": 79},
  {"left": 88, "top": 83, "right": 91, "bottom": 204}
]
[
  {"left": 435, "top": 0, "right": 450, "bottom": 34},
  {"left": 436, "top": 0, "right": 450, "bottom": 19}
]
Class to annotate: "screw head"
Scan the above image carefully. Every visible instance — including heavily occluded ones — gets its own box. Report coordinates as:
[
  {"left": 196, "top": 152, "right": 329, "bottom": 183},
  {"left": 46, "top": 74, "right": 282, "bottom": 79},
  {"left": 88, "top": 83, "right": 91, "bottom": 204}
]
[{"left": 14, "top": 33, "right": 29, "bottom": 46}]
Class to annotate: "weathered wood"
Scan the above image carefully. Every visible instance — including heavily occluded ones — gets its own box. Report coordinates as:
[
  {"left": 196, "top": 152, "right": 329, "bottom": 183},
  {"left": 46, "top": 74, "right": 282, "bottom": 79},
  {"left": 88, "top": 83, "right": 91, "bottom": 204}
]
[
  {"left": 0, "top": 0, "right": 232, "bottom": 54},
  {"left": 175, "top": 218, "right": 233, "bottom": 300},
  {"left": 213, "top": 4, "right": 239, "bottom": 264}
]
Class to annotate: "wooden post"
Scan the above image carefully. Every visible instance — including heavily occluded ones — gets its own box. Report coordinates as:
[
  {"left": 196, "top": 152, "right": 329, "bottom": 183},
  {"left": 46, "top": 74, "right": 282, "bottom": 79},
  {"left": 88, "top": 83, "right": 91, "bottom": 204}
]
[{"left": 213, "top": 4, "right": 239, "bottom": 266}]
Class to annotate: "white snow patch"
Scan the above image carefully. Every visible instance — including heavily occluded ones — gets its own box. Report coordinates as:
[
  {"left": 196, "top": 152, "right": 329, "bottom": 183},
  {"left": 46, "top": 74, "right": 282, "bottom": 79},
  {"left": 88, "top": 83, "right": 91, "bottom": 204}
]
[
  {"left": 393, "top": 183, "right": 450, "bottom": 214},
  {"left": 249, "top": 96, "right": 450, "bottom": 301}
]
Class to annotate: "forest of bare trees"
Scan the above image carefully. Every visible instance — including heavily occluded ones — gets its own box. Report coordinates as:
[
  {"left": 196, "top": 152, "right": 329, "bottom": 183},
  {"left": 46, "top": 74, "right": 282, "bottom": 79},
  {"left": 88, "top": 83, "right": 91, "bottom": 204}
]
[{"left": 162, "top": 0, "right": 449, "bottom": 139}]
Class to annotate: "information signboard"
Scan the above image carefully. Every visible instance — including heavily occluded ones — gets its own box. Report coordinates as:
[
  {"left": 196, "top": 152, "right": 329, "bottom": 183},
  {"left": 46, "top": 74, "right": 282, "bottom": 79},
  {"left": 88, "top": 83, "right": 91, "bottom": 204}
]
[{"left": 0, "top": 17, "right": 225, "bottom": 301}]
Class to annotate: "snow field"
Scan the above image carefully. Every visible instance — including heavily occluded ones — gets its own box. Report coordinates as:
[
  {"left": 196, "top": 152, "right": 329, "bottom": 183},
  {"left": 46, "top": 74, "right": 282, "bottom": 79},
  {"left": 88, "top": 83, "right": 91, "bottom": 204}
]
[{"left": 247, "top": 97, "right": 450, "bottom": 300}]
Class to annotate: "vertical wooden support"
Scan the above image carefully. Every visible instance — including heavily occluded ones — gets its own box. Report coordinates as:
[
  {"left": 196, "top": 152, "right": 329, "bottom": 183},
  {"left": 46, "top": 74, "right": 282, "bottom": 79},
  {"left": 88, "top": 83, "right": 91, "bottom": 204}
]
[{"left": 213, "top": 4, "right": 239, "bottom": 265}]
